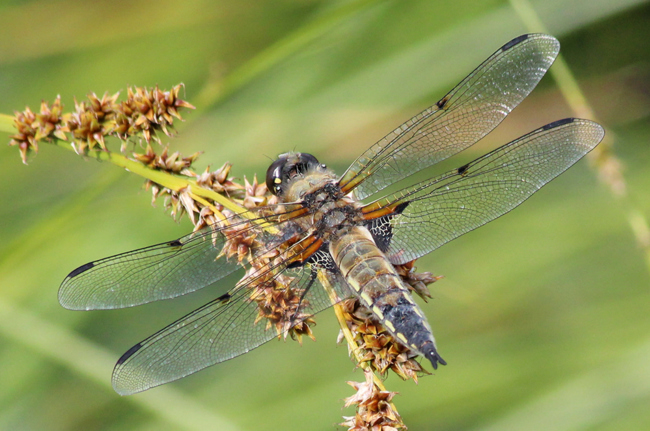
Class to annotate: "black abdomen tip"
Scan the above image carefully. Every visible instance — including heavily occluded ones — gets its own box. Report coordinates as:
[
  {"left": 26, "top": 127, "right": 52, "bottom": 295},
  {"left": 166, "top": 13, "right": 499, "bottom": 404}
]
[{"left": 426, "top": 349, "right": 447, "bottom": 370}]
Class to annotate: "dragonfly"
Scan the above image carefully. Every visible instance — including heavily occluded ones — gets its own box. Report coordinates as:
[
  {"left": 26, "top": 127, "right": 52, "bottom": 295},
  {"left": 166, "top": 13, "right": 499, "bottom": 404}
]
[{"left": 59, "top": 34, "right": 604, "bottom": 395}]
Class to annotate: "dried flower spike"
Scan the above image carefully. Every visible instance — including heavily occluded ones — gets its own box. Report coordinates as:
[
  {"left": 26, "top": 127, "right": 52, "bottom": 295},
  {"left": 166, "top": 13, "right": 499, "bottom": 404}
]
[{"left": 8, "top": 84, "right": 194, "bottom": 163}]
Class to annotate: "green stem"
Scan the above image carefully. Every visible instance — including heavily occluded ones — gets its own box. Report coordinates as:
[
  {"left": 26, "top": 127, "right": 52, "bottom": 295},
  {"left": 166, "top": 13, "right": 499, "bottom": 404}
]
[{"left": 0, "top": 113, "right": 15, "bottom": 133}]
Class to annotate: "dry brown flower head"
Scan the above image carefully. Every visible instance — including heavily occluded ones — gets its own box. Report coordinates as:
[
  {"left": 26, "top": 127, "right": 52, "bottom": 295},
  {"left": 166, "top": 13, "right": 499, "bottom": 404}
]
[{"left": 341, "top": 370, "right": 406, "bottom": 431}]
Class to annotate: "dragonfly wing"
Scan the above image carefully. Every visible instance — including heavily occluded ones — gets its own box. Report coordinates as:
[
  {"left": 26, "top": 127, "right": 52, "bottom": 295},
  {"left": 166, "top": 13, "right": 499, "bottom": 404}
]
[
  {"left": 339, "top": 34, "right": 560, "bottom": 200},
  {"left": 363, "top": 118, "right": 604, "bottom": 265},
  {"left": 112, "top": 250, "right": 351, "bottom": 395},
  {"left": 58, "top": 209, "right": 290, "bottom": 310}
]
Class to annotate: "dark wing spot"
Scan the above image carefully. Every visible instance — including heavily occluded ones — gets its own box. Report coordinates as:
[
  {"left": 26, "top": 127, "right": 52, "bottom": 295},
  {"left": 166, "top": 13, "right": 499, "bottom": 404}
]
[
  {"left": 502, "top": 34, "right": 528, "bottom": 51},
  {"left": 167, "top": 239, "right": 183, "bottom": 247},
  {"left": 67, "top": 262, "right": 95, "bottom": 278},
  {"left": 457, "top": 163, "right": 469, "bottom": 175},
  {"left": 542, "top": 118, "right": 574, "bottom": 130},
  {"left": 287, "top": 259, "right": 306, "bottom": 269},
  {"left": 216, "top": 292, "right": 232, "bottom": 304},
  {"left": 436, "top": 95, "right": 450, "bottom": 109},
  {"left": 116, "top": 343, "right": 143, "bottom": 365},
  {"left": 394, "top": 202, "right": 409, "bottom": 214}
]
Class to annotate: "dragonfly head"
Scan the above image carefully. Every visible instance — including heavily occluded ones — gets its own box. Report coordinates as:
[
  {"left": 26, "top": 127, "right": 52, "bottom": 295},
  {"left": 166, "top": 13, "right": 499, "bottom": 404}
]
[{"left": 266, "top": 152, "right": 330, "bottom": 200}]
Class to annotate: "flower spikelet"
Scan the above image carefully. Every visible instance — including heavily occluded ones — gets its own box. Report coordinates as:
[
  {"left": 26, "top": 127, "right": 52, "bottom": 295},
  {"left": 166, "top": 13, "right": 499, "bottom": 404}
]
[
  {"left": 10, "top": 107, "right": 38, "bottom": 164},
  {"left": 243, "top": 175, "right": 271, "bottom": 208},
  {"left": 195, "top": 163, "right": 246, "bottom": 199},
  {"left": 135, "top": 143, "right": 200, "bottom": 177},
  {"left": 341, "top": 370, "right": 406, "bottom": 431},
  {"left": 220, "top": 219, "right": 258, "bottom": 262},
  {"left": 67, "top": 98, "right": 109, "bottom": 152},
  {"left": 9, "top": 97, "right": 66, "bottom": 163},
  {"left": 116, "top": 85, "right": 194, "bottom": 143},
  {"left": 394, "top": 260, "right": 442, "bottom": 302}
]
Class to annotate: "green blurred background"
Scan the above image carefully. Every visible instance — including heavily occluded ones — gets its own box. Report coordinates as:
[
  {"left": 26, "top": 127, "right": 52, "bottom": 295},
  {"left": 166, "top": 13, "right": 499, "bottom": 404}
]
[{"left": 1, "top": 0, "right": 649, "bottom": 430}]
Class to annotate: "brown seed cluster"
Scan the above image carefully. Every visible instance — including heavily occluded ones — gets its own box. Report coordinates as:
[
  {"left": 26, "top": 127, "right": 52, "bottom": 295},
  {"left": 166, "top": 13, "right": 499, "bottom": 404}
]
[
  {"left": 220, "top": 204, "right": 317, "bottom": 342},
  {"left": 9, "top": 84, "right": 194, "bottom": 163},
  {"left": 195, "top": 163, "right": 247, "bottom": 199},
  {"left": 9, "top": 97, "right": 66, "bottom": 163},
  {"left": 248, "top": 266, "right": 317, "bottom": 343},
  {"left": 134, "top": 143, "right": 200, "bottom": 174},
  {"left": 394, "top": 260, "right": 442, "bottom": 302},
  {"left": 140, "top": 148, "right": 204, "bottom": 221},
  {"left": 338, "top": 298, "right": 429, "bottom": 383},
  {"left": 341, "top": 371, "right": 406, "bottom": 431},
  {"left": 112, "top": 86, "right": 192, "bottom": 144}
]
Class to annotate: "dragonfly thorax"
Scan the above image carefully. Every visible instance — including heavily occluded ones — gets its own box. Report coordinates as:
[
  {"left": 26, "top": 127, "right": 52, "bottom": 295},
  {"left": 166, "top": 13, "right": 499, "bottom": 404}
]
[
  {"left": 313, "top": 201, "right": 363, "bottom": 243},
  {"left": 288, "top": 182, "right": 364, "bottom": 244},
  {"left": 267, "top": 152, "right": 366, "bottom": 244}
]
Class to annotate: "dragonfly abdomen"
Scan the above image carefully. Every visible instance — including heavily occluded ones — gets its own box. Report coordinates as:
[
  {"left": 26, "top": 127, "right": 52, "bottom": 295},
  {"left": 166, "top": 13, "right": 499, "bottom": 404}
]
[{"left": 329, "top": 226, "right": 446, "bottom": 369}]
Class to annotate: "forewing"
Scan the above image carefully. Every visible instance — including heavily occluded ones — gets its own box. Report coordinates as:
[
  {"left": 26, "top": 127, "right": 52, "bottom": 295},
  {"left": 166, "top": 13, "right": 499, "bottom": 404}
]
[
  {"left": 338, "top": 34, "right": 560, "bottom": 200},
  {"left": 112, "top": 250, "right": 350, "bottom": 395},
  {"left": 58, "top": 206, "right": 304, "bottom": 310},
  {"left": 363, "top": 119, "right": 604, "bottom": 265}
]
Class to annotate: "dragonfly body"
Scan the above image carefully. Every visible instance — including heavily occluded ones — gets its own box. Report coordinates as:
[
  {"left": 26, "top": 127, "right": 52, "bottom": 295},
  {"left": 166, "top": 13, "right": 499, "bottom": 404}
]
[
  {"left": 270, "top": 152, "right": 445, "bottom": 368},
  {"left": 59, "top": 34, "right": 604, "bottom": 395}
]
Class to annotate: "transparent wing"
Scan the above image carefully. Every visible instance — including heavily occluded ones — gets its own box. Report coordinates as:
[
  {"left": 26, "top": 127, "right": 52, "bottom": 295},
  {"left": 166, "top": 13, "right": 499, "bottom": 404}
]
[
  {"left": 338, "top": 33, "right": 560, "bottom": 200},
  {"left": 362, "top": 119, "right": 604, "bottom": 265},
  {"left": 59, "top": 205, "right": 306, "bottom": 310},
  {"left": 112, "top": 251, "right": 350, "bottom": 395}
]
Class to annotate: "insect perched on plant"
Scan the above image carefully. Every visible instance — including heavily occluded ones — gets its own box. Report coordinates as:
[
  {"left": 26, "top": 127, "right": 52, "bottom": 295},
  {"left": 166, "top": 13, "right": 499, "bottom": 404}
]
[{"left": 59, "top": 34, "right": 604, "bottom": 395}]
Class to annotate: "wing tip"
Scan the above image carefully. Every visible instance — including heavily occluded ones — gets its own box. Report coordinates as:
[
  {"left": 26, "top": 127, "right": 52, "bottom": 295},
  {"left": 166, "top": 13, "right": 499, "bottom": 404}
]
[
  {"left": 501, "top": 33, "right": 560, "bottom": 59},
  {"left": 541, "top": 118, "right": 606, "bottom": 145},
  {"left": 112, "top": 342, "right": 145, "bottom": 396},
  {"left": 59, "top": 262, "right": 96, "bottom": 310}
]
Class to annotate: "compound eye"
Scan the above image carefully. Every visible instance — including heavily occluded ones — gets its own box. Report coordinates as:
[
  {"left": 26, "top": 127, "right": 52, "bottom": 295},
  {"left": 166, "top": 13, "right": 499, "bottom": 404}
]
[
  {"left": 265, "top": 152, "right": 322, "bottom": 197},
  {"left": 298, "top": 153, "right": 319, "bottom": 169},
  {"left": 266, "top": 157, "right": 287, "bottom": 196}
]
